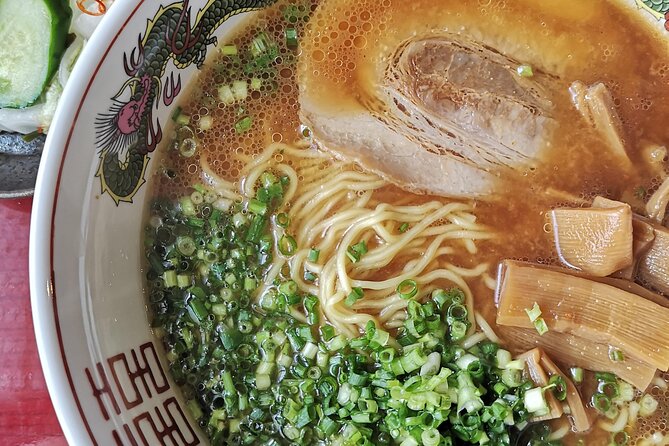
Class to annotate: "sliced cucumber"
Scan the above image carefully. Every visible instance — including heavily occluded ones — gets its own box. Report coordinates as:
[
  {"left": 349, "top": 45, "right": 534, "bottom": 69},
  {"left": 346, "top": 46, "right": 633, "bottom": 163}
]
[{"left": 0, "top": 0, "right": 71, "bottom": 108}]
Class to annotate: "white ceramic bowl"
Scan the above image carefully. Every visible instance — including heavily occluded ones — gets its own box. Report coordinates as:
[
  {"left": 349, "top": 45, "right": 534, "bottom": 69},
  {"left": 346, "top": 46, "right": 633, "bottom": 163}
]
[{"left": 28, "top": 1, "right": 669, "bottom": 445}]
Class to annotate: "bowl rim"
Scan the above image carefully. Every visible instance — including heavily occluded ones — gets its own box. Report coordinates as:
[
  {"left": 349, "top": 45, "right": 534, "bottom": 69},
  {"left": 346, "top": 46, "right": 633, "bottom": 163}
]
[{"left": 29, "top": 2, "right": 147, "bottom": 444}]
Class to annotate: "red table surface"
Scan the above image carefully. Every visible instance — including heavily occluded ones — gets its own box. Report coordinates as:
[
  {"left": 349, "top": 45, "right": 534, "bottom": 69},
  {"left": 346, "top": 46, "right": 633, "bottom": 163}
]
[{"left": 0, "top": 198, "right": 66, "bottom": 446}]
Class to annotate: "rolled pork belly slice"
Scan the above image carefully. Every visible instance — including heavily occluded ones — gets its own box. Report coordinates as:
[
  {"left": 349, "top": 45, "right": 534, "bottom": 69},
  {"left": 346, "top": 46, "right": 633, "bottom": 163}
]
[{"left": 299, "top": 34, "right": 560, "bottom": 199}]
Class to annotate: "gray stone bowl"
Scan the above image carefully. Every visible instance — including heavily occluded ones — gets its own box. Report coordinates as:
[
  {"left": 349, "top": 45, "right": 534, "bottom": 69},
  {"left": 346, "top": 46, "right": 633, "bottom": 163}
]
[{"left": 0, "top": 132, "right": 43, "bottom": 198}]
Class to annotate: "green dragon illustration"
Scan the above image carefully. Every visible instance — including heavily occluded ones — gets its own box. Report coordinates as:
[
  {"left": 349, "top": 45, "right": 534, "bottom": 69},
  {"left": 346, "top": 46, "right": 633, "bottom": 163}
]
[
  {"left": 95, "top": 0, "right": 277, "bottom": 204},
  {"left": 636, "top": 0, "right": 669, "bottom": 28}
]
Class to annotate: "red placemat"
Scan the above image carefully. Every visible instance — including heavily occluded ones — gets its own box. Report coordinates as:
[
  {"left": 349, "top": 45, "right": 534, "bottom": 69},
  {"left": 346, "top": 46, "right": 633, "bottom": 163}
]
[{"left": 0, "top": 198, "right": 66, "bottom": 446}]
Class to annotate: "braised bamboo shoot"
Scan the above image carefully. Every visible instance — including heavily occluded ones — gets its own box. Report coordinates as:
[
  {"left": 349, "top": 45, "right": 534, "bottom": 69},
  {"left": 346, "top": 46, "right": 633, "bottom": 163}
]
[
  {"left": 496, "top": 260, "right": 669, "bottom": 370},
  {"left": 550, "top": 204, "right": 633, "bottom": 277}
]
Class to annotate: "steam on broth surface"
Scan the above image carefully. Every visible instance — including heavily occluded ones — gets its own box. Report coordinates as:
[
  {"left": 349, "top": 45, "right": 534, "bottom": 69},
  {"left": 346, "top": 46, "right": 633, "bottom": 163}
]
[{"left": 143, "top": 0, "right": 669, "bottom": 444}]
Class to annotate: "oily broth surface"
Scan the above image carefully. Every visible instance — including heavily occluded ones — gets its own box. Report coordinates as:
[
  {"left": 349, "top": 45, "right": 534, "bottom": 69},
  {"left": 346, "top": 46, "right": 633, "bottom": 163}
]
[{"left": 150, "top": 0, "right": 669, "bottom": 443}]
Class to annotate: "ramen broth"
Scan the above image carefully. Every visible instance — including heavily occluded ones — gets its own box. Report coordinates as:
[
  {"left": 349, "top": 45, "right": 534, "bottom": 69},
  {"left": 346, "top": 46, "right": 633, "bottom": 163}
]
[{"left": 147, "top": 0, "right": 669, "bottom": 444}]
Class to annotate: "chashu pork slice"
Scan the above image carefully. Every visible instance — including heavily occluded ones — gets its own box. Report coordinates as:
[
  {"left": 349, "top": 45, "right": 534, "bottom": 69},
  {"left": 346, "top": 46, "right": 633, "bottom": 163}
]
[{"left": 299, "top": 34, "right": 559, "bottom": 198}]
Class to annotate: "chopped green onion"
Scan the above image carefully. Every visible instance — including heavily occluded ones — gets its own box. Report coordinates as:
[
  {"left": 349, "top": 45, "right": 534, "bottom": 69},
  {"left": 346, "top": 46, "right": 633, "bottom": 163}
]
[
  {"left": 163, "top": 270, "right": 177, "bottom": 288},
  {"left": 275, "top": 212, "right": 290, "bottom": 227},
  {"left": 570, "top": 367, "right": 584, "bottom": 384},
  {"left": 285, "top": 27, "right": 298, "bottom": 48},
  {"left": 250, "top": 32, "right": 275, "bottom": 58},
  {"left": 295, "top": 405, "right": 315, "bottom": 428},
  {"left": 308, "top": 248, "right": 320, "bottom": 263},
  {"left": 187, "top": 399, "right": 203, "bottom": 420},
  {"left": 533, "top": 317, "right": 549, "bottom": 335},
  {"left": 198, "top": 115, "right": 213, "bottom": 132},
  {"left": 175, "top": 113, "right": 190, "bottom": 126},
  {"left": 525, "top": 302, "right": 542, "bottom": 322},
  {"left": 447, "top": 303, "right": 468, "bottom": 321},
  {"left": 248, "top": 198, "right": 267, "bottom": 215},
  {"left": 250, "top": 77, "right": 262, "bottom": 91},
  {"left": 188, "top": 299, "right": 208, "bottom": 322},
  {"left": 524, "top": 387, "right": 549, "bottom": 416},
  {"left": 609, "top": 348, "right": 625, "bottom": 362},
  {"left": 218, "top": 84, "right": 235, "bottom": 105},
  {"left": 421, "top": 428, "right": 441, "bottom": 446},
  {"left": 302, "top": 341, "right": 318, "bottom": 359},
  {"left": 171, "top": 106, "right": 183, "bottom": 121},
  {"left": 592, "top": 393, "right": 612, "bottom": 413},
  {"left": 349, "top": 371, "right": 368, "bottom": 386},
  {"left": 188, "top": 193, "right": 202, "bottom": 209},
  {"left": 616, "top": 381, "right": 635, "bottom": 403},
  {"left": 231, "top": 80, "right": 248, "bottom": 102},
  {"left": 246, "top": 215, "right": 266, "bottom": 243},
  {"left": 397, "top": 279, "right": 418, "bottom": 299},
  {"left": 232, "top": 212, "right": 247, "bottom": 228},
  {"left": 399, "top": 222, "right": 409, "bottom": 233},
  {"left": 279, "top": 280, "right": 298, "bottom": 297},
  {"left": 496, "top": 349, "right": 512, "bottom": 368},
  {"left": 400, "top": 347, "right": 427, "bottom": 373},
  {"left": 244, "top": 276, "right": 257, "bottom": 291},
  {"left": 345, "top": 287, "right": 364, "bottom": 306},
  {"left": 220, "top": 44, "right": 238, "bottom": 55},
  {"left": 612, "top": 431, "right": 629, "bottom": 446},
  {"left": 278, "top": 234, "right": 297, "bottom": 256},
  {"left": 320, "top": 325, "right": 335, "bottom": 342},
  {"left": 255, "top": 373, "right": 271, "bottom": 390},
  {"left": 177, "top": 274, "right": 191, "bottom": 289},
  {"left": 547, "top": 375, "right": 567, "bottom": 401},
  {"left": 178, "top": 138, "right": 198, "bottom": 158},
  {"left": 598, "top": 380, "right": 620, "bottom": 399},
  {"left": 377, "top": 348, "right": 395, "bottom": 364},
  {"left": 639, "top": 394, "right": 659, "bottom": 417},
  {"left": 235, "top": 116, "right": 253, "bottom": 133},
  {"left": 595, "top": 372, "right": 617, "bottom": 382},
  {"left": 517, "top": 64, "right": 534, "bottom": 77},
  {"left": 346, "top": 240, "right": 368, "bottom": 263},
  {"left": 319, "top": 417, "right": 338, "bottom": 437}
]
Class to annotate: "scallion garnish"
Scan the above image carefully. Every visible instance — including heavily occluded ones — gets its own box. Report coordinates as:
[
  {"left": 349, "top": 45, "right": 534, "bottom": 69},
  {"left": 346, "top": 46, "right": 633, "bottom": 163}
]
[
  {"left": 346, "top": 240, "right": 368, "bottom": 263},
  {"left": 533, "top": 317, "right": 549, "bottom": 335},
  {"left": 275, "top": 212, "right": 290, "bottom": 227},
  {"left": 235, "top": 116, "right": 253, "bottom": 133},
  {"left": 345, "top": 287, "right": 364, "bottom": 306},
  {"left": 517, "top": 64, "right": 534, "bottom": 77},
  {"left": 525, "top": 302, "right": 548, "bottom": 335},
  {"left": 308, "top": 248, "right": 320, "bottom": 263},
  {"left": 609, "top": 348, "right": 625, "bottom": 362},
  {"left": 220, "top": 44, "right": 238, "bottom": 55},
  {"left": 250, "top": 77, "right": 262, "bottom": 91},
  {"left": 285, "top": 27, "right": 298, "bottom": 48},
  {"left": 525, "top": 302, "right": 542, "bottom": 322},
  {"left": 592, "top": 393, "right": 612, "bottom": 413},
  {"left": 397, "top": 279, "right": 418, "bottom": 299},
  {"left": 276, "top": 234, "right": 296, "bottom": 257},
  {"left": 613, "top": 431, "right": 630, "bottom": 446},
  {"left": 547, "top": 375, "right": 567, "bottom": 401},
  {"left": 248, "top": 198, "right": 267, "bottom": 215},
  {"left": 146, "top": 187, "right": 548, "bottom": 444},
  {"left": 524, "top": 387, "right": 549, "bottom": 416}
]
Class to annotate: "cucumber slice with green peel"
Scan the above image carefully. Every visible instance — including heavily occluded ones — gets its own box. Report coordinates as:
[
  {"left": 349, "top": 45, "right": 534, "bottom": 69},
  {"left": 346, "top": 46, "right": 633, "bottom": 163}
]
[{"left": 0, "top": 0, "right": 71, "bottom": 109}]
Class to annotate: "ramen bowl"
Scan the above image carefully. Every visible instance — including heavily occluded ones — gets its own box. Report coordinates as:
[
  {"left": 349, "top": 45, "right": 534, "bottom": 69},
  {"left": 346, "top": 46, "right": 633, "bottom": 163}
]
[{"left": 28, "top": 1, "right": 669, "bottom": 445}]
